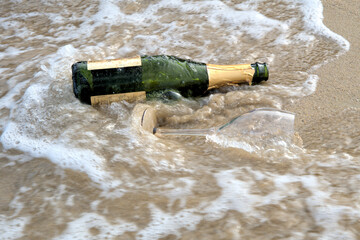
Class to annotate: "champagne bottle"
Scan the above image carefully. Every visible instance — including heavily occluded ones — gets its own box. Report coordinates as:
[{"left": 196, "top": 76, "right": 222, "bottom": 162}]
[{"left": 72, "top": 55, "right": 268, "bottom": 104}]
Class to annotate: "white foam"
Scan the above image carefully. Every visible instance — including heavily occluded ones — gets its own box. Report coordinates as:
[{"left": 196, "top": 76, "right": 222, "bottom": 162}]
[
  {"left": 207, "top": 134, "right": 257, "bottom": 153},
  {"left": 294, "top": 32, "right": 316, "bottom": 43},
  {"left": 0, "top": 121, "right": 110, "bottom": 187},
  {"left": 204, "top": 169, "right": 261, "bottom": 219},
  {"left": 93, "top": 0, "right": 124, "bottom": 24},
  {"left": 306, "top": 194, "right": 359, "bottom": 239},
  {"left": 0, "top": 79, "right": 30, "bottom": 110},
  {"left": 157, "top": 177, "right": 195, "bottom": 208},
  {"left": 65, "top": 195, "right": 75, "bottom": 207},
  {"left": 55, "top": 0, "right": 291, "bottom": 60},
  {"left": 273, "top": 173, "right": 359, "bottom": 239},
  {"left": 0, "top": 215, "right": 29, "bottom": 240},
  {"left": 0, "top": 1, "right": 356, "bottom": 237},
  {"left": 52, "top": 165, "right": 360, "bottom": 239},
  {"left": 53, "top": 213, "right": 137, "bottom": 240},
  {"left": 0, "top": 68, "right": 8, "bottom": 74},
  {"left": 298, "top": 0, "right": 350, "bottom": 51},
  {"left": 137, "top": 204, "right": 202, "bottom": 240},
  {"left": 302, "top": 74, "right": 319, "bottom": 95}
]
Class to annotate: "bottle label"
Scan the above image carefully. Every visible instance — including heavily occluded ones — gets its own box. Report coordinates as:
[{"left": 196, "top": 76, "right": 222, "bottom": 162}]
[
  {"left": 206, "top": 64, "right": 255, "bottom": 89},
  {"left": 90, "top": 91, "right": 146, "bottom": 105},
  {"left": 87, "top": 56, "right": 142, "bottom": 70}
]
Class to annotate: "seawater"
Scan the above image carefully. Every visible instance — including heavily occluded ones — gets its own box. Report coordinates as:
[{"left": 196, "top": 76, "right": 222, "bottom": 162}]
[{"left": 0, "top": 0, "right": 358, "bottom": 239}]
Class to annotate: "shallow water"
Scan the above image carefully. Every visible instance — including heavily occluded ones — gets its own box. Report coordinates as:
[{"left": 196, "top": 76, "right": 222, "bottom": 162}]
[{"left": 0, "top": 0, "right": 359, "bottom": 239}]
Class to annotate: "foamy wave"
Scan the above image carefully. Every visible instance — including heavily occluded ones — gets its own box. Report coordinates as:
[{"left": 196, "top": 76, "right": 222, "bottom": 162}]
[
  {"left": 1, "top": 121, "right": 109, "bottom": 186},
  {"left": 0, "top": 0, "right": 350, "bottom": 185},
  {"left": 299, "top": 0, "right": 350, "bottom": 51},
  {"left": 0, "top": 215, "right": 29, "bottom": 240},
  {"left": 206, "top": 134, "right": 257, "bottom": 153},
  {"left": 137, "top": 204, "right": 203, "bottom": 240},
  {"left": 0, "top": 1, "right": 356, "bottom": 238},
  {"left": 53, "top": 213, "right": 137, "bottom": 240}
]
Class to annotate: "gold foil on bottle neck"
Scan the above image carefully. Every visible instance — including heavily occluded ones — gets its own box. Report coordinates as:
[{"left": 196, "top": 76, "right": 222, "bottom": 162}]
[
  {"left": 206, "top": 63, "right": 255, "bottom": 90},
  {"left": 87, "top": 56, "right": 142, "bottom": 70}
]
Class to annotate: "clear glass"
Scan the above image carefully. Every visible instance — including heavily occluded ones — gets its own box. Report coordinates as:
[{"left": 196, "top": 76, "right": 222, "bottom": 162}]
[{"left": 154, "top": 108, "right": 295, "bottom": 141}]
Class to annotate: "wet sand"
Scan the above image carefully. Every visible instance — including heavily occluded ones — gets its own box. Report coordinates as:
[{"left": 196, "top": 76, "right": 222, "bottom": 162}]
[{"left": 286, "top": 0, "right": 360, "bottom": 150}]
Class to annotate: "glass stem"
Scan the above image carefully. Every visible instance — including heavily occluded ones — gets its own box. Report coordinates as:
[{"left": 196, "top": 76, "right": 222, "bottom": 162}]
[{"left": 154, "top": 127, "right": 216, "bottom": 136}]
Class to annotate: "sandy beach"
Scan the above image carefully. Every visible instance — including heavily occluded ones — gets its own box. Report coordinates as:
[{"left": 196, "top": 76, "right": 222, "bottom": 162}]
[{"left": 286, "top": 0, "right": 360, "bottom": 150}]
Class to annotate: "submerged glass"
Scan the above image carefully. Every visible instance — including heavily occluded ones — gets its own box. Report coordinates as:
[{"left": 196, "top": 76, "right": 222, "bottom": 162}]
[{"left": 154, "top": 108, "right": 295, "bottom": 144}]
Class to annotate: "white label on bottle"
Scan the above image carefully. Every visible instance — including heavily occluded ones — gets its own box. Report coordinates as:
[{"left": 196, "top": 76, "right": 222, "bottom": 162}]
[{"left": 87, "top": 56, "right": 142, "bottom": 70}]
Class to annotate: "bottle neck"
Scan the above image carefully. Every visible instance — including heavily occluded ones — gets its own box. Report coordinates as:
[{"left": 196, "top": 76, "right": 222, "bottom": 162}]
[{"left": 206, "top": 63, "right": 255, "bottom": 90}]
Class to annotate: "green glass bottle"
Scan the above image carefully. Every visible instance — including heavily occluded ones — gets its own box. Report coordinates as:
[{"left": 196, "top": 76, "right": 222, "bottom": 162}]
[{"left": 72, "top": 55, "right": 268, "bottom": 105}]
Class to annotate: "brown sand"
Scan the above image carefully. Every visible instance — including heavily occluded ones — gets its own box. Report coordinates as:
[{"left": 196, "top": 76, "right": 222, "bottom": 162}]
[{"left": 285, "top": 0, "right": 360, "bottom": 149}]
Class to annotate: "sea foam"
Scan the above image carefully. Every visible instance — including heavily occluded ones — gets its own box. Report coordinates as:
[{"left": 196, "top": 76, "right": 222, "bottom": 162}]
[{"left": 0, "top": 0, "right": 354, "bottom": 238}]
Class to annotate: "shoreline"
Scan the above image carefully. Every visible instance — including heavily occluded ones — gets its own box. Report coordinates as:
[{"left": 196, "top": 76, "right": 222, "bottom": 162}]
[{"left": 285, "top": 0, "right": 360, "bottom": 149}]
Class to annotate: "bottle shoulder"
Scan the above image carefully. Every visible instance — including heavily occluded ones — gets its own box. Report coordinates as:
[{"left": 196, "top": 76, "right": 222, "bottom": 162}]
[{"left": 141, "top": 55, "right": 206, "bottom": 65}]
